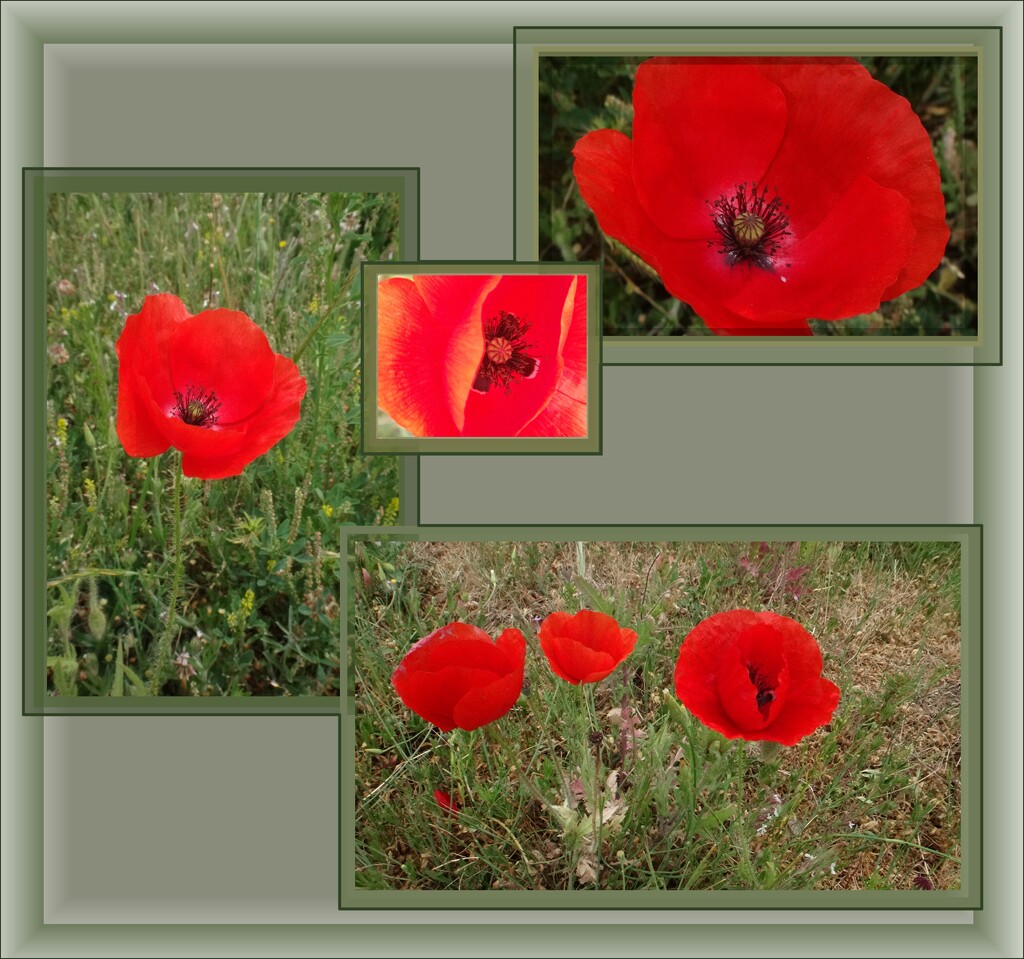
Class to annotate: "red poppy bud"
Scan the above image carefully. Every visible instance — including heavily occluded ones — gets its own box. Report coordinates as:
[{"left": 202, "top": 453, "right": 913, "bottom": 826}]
[
  {"left": 573, "top": 58, "right": 949, "bottom": 335},
  {"left": 376, "top": 273, "right": 588, "bottom": 437},
  {"left": 391, "top": 622, "right": 526, "bottom": 731},
  {"left": 674, "top": 609, "right": 840, "bottom": 746},
  {"left": 115, "top": 294, "right": 306, "bottom": 479},
  {"left": 538, "top": 609, "right": 638, "bottom": 685}
]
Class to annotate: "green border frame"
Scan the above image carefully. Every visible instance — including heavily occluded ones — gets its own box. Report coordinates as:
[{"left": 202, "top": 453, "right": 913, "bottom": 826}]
[
  {"left": 3, "top": 5, "right": 1019, "bottom": 957},
  {"left": 514, "top": 26, "right": 1001, "bottom": 365},
  {"left": 339, "top": 524, "right": 980, "bottom": 911},
  {"left": 360, "top": 260, "right": 602, "bottom": 454},
  {"left": 23, "top": 167, "right": 420, "bottom": 717}
]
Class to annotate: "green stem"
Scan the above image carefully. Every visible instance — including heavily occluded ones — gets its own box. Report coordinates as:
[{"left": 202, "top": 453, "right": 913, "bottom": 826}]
[
  {"left": 680, "top": 707, "right": 699, "bottom": 843},
  {"left": 291, "top": 262, "right": 358, "bottom": 364},
  {"left": 583, "top": 683, "right": 603, "bottom": 888},
  {"left": 147, "top": 452, "right": 185, "bottom": 695},
  {"left": 486, "top": 723, "right": 560, "bottom": 815}
]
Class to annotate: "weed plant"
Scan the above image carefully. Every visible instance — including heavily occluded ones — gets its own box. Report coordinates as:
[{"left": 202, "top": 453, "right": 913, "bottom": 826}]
[
  {"left": 46, "top": 191, "right": 401, "bottom": 697},
  {"left": 538, "top": 56, "right": 978, "bottom": 336},
  {"left": 352, "top": 539, "right": 961, "bottom": 891}
]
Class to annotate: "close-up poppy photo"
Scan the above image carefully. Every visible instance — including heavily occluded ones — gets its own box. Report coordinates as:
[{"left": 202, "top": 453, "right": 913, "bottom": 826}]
[
  {"left": 539, "top": 55, "right": 979, "bottom": 337},
  {"left": 350, "top": 535, "right": 965, "bottom": 895},
  {"left": 366, "top": 266, "right": 598, "bottom": 449},
  {"left": 44, "top": 187, "right": 405, "bottom": 699}
]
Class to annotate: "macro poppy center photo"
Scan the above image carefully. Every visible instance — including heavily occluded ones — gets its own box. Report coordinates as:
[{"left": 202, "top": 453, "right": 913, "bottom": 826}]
[
  {"left": 710, "top": 182, "right": 792, "bottom": 272},
  {"left": 172, "top": 385, "right": 222, "bottom": 428},
  {"left": 373, "top": 271, "right": 591, "bottom": 440}
]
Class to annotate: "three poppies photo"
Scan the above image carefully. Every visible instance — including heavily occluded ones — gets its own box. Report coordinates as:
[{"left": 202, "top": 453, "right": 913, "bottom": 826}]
[{"left": 353, "top": 537, "right": 963, "bottom": 893}]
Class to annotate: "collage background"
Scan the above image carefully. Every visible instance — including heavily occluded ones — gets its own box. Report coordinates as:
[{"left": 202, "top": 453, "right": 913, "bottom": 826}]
[{"left": 2, "top": 2, "right": 1021, "bottom": 956}]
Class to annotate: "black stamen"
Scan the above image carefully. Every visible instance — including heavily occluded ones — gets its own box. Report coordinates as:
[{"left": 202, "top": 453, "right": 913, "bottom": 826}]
[
  {"left": 471, "top": 310, "right": 540, "bottom": 396},
  {"left": 173, "top": 385, "right": 222, "bottom": 427},
  {"left": 709, "top": 182, "right": 791, "bottom": 272},
  {"left": 747, "top": 664, "right": 777, "bottom": 720}
]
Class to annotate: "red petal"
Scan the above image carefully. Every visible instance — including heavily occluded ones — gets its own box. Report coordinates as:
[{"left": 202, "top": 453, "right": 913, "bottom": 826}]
[
  {"left": 461, "top": 275, "right": 574, "bottom": 437},
  {"left": 757, "top": 59, "right": 949, "bottom": 293},
  {"left": 540, "top": 633, "right": 616, "bottom": 685},
  {"left": 376, "top": 275, "right": 496, "bottom": 436},
  {"left": 573, "top": 129, "right": 686, "bottom": 282},
  {"left": 115, "top": 294, "right": 189, "bottom": 457},
  {"left": 632, "top": 60, "right": 788, "bottom": 240},
  {"left": 434, "top": 790, "right": 460, "bottom": 815},
  {"left": 400, "top": 622, "right": 523, "bottom": 673},
  {"left": 395, "top": 663, "right": 506, "bottom": 732},
  {"left": 517, "top": 275, "right": 589, "bottom": 437},
  {"left": 453, "top": 666, "right": 527, "bottom": 731}
]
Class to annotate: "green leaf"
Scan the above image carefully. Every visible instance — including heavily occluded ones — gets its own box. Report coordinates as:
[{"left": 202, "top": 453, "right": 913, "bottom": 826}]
[
  {"left": 47, "top": 656, "right": 80, "bottom": 697},
  {"left": 572, "top": 576, "right": 614, "bottom": 615}
]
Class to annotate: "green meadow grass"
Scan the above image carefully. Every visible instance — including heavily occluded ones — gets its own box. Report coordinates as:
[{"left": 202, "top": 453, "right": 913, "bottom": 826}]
[
  {"left": 45, "top": 191, "right": 401, "bottom": 697},
  {"left": 539, "top": 56, "right": 979, "bottom": 337},
  {"left": 352, "top": 540, "right": 962, "bottom": 892}
]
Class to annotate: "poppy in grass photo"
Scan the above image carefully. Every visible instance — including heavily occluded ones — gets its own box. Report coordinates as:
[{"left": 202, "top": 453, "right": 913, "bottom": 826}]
[
  {"left": 376, "top": 273, "right": 587, "bottom": 437},
  {"left": 116, "top": 293, "right": 306, "bottom": 479},
  {"left": 539, "top": 609, "right": 638, "bottom": 685},
  {"left": 391, "top": 621, "right": 527, "bottom": 731},
  {"left": 572, "top": 58, "right": 950, "bottom": 335},
  {"left": 674, "top": 609, "right": 840, "bottom": 746}
]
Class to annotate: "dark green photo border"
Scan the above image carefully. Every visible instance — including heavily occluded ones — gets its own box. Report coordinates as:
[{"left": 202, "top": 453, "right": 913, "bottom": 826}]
[
  {"left": 339, "top": 524, "right": 980, "bottom": 911},
  {"left": 514, "top": 26, "right": 1001, "bottom": 365},
  {"left": 361, "top": 260, "right": 602, "bottom": 454},
  {"left": 23, "top": 167, "right": 420, "bottom": 717}
]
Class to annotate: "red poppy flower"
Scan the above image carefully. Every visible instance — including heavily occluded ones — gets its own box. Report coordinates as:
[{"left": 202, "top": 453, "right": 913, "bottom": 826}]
[
  {"left": 674, "top": 609, "right": 840, "bottom": 746},
  {"left": 538, "top": 609, "right": 638, "bottom": 685},
  {"left": 116, "top": 294, "right": 306, "bottom": 479},
  {"left": 391, "top": 621, "right": 527, "bottom": 731},
  {"left": 376, "top": 273, "right": 588, "bottom": 436},
  {"left": 573, "top": 58, "right": 949, "bottom": 335}
]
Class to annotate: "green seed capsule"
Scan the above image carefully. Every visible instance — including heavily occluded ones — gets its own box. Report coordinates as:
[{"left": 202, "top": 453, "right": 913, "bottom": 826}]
[{"left": 732, "top": 212, "right": 766, "bottom": 247}]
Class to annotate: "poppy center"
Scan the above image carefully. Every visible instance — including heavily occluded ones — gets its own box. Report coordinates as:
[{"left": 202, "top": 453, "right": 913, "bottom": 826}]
[
  {"left": 747, "top": 664, "right": 777, "bottom": 721},
  {"left": 486, "top": 336, "right": 514, "bottom": 365},
  {"left": 710, "top": 182, "right": 790, "bottom": 271},
  {"left": 471, "top": 310, "right": 539, "bottom": 395},
  {"left": 173, "top": 385, "right": 222, "bottom": 428}
]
